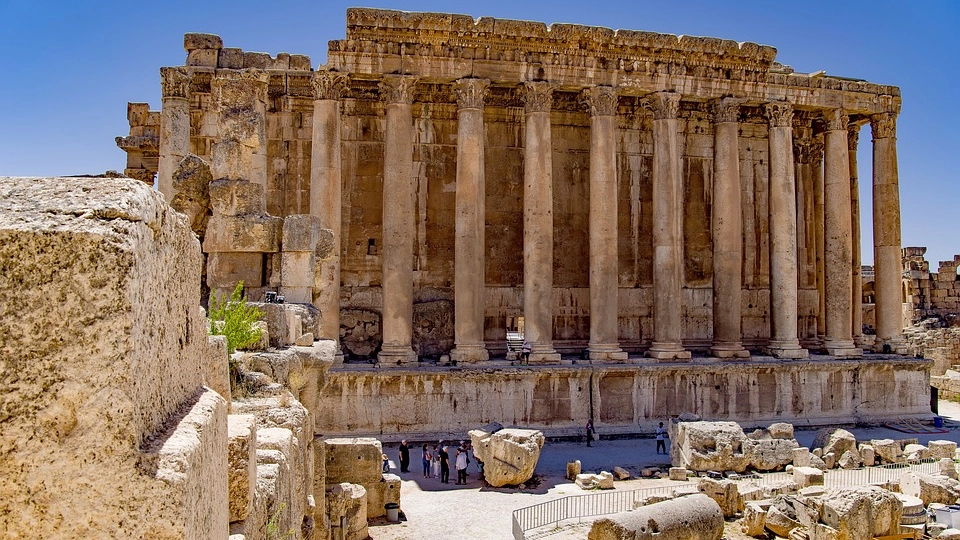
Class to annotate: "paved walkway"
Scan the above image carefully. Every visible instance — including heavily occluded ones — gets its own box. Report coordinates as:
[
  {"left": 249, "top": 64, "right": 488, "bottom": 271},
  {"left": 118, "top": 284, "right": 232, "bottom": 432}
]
[{"left": 367, "top": 401, "right": 960, "bottom": 540}]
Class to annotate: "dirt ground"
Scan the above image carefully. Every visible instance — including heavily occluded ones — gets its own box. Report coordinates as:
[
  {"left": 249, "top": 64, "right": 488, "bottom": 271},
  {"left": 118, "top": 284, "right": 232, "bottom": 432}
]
[{"left": 366, "top": 401, "right": 960, "bottom": 539}]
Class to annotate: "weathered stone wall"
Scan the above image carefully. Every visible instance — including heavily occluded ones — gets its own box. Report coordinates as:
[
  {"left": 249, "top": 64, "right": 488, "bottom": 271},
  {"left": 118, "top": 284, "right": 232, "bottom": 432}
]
[
  {"left": 313, "top": 358, "right": 930, "bottom": 438},
  {"left": 0, "top": 176, "right": 227, "bottom": 539}
]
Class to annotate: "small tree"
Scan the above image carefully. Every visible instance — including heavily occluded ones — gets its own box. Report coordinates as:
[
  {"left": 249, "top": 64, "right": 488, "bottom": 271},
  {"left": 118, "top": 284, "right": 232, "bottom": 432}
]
[{"left": 208, "top": 281, "right": 264, "bottom": 354}]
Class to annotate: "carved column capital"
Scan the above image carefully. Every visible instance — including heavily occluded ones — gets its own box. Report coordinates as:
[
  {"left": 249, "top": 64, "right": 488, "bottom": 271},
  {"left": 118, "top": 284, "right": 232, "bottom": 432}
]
[
  {"left": 313, "top": 70, "right": 349, "bottom": 101},
  {"left": 521, "top": 81, "right": 554, "bottom": 113},
  {"left": 793, "top": 138, "right": 811, "bottom": 164},
  {"left": 847, "top": 121, "right": 864, "bottom": 152},
  {"left": 810, "top": 135, "right": 825, "bottom": 166},
  {"left": 642, "top": 91, "right": 681, "bottom": 120},
  {"left": 212, "top": 69, "right": 269, "bottom": 103},
  {"left": 824, "top": 108, "right": 849, "bottom": 132},
  {"left": 765, "top": 101, "right": 793, "bottom": 128},
  {"left": 453, "top": 78, "right": 490, "bottom": 110},
  {"left": 160, "top": 67, "right": 191, "bottom": 99},
  {"left": 580, "top": 85, "right": 618, "bottom": 117},
  {"left": 380, "top": 74, "right": 419, "bottom": 105},
  {"left": 870, "top": 112, "right": 897, "bottom": 140},
  {"left": 712, "top": 97, "right": 742, "bottom": 124}
]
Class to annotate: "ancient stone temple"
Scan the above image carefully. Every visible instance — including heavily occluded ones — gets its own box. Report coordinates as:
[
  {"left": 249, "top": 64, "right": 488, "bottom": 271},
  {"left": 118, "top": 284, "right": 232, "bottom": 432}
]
[{"left": 118, "top": 9, "right": 929, "bottom": 434}]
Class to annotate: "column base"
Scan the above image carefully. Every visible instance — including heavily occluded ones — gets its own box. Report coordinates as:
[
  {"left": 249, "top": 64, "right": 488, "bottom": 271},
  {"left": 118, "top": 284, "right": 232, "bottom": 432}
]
[
  {"left": 529, "top": 344, "right": 561, "bottom": 365},
  {"left": 766, "top": 340, "right": 809, "bottom": 359},
  {"left": 449, "top": 344, "right": 489, "bottom": 364},
  {"left": 588, "top": 343, "right": 628, "bottom": 363},
  {"left": 872, "top": 336, "right": 906, "bottom": 355},
  {"left": 822, "top": 338, "right": 863, "bottom": 357},
  {"left": 647, "top": 342, "right": 692, "bottom": 362},
  {"left": 378, "top": 346, "right": 418, "bottom": 367},
  {"left": 710, "top": 342, "right": 750, "bottom": 359}
]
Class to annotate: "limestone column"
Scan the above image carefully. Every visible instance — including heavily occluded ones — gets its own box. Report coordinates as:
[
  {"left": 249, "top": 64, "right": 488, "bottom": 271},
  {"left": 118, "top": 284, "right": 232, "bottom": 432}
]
[
  {"left": 158, "top": 67, "right": 191, "bottom": 202},
  {"left": 644, "top": 92, "right": 690, "bottom": 361},
  {"left": 871, "top": 111, "right": 904, "bottom": 352},
  {"left": 581, "top": 86, "right": 628, "bottom": 363},
  {"left": 848, "top": 122, "right": 865, "bottom": 346},
  {"left": 378, "top": 75, "right": 419, "bottom": 366},
  {"left": 521, "top": 82, "right": 561, "bottom": 364},
  {"left": 765, "top": 102, "right": 808, "bottom": 359},
  {"left": 811, "top": 137, "right": 825, "bottom": 341},
  {"left": 450, "top": 78, "right": 490, "bottom": 364},
  {"left": 822, "top": 109, "right": 860, "bottom": 356},
  {"left": 710, "top": 98, "right": 749, "bottom": 359},
  {"left": 310, "top": 70, "right": 348, "bottom": 349}
]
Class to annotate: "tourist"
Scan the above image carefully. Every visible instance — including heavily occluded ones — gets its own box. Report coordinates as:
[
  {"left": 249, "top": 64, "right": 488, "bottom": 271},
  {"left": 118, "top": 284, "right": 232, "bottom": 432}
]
[
  {"left": 422, "top": 443, "right": 432, "bottom": 478},
  {"left": 521, "top": 340, "right": 531, "bottom": 365},
  {"left": 382, "top": 453, "right": 390, "bottom": 473},
  {"left": 455, "top": 447, "right": 469, "bottom": 485},
  {"left": 656, "top": 422, "right": 667, "bottom": 455},
  {"left": 439, "top": 446, "right": 450, "bottom": 483},
  {"left": 431, "top": 444, "right": 441, "bottom": 478},
  {"left": 586, "top": 418, "right": 595, "bottom": 447},
  {"left": 398, "top": 439, "right": 410, "bottom": 473}
]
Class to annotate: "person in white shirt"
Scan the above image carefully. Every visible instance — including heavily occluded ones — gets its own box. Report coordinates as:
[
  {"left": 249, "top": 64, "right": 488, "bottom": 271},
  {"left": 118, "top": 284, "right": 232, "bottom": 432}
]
[
  {"left": 455, "top": 447, "right": 469, "bottom": 484},
  {"left": 656, "top": 422, "right": 667, "bottom": 455}
]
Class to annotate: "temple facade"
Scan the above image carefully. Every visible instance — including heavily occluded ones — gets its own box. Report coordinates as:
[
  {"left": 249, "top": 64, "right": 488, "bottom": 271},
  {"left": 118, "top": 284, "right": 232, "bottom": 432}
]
[{"left": 119, "top": 8, "right": 907, "bottom": 365}]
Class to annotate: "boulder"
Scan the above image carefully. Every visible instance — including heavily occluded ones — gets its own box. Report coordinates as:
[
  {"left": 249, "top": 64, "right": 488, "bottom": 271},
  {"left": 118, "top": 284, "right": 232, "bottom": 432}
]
[
  {"left": 566, "top": 460, "right": 582, "bottom": 480},
  {"left": 745, "top": 437, "right": 799, "bottom": 471},
  {"left": 943, "top": 529, "right": 960, "bottom": 540},
  {"left": 930, "top": 440, "right": 959, "bottom": 460},
  {"left": 810, "top": 453, "right": 828, "bottom": 470},
  {"left": 227, "top": 414, "right": 256, "bottom": 523},
  {"left": 697, "top": 477, "right": 741, "bottom": 518},
  {"left": 900, "top": 471, "right": 960, "bottom": 506},
  {"left": 942, "top": 458, "right": 959, "bottom": 480},
  {"left": 823, "top": 452, "right": 837, "bottom": 469},
  {"left": 576, "top": 472, "right": 614, "bottom": 490},
  {"left": 764, "top": 501, "right": 801, "bottom": 538},
  {"left": 588, "top": 494, "right": 723, "bottom": 540},
  {"left": 812, "top": 428, "right": 857, "bottom": 459},
  {"left": 838, "top": 449, "right": 863, "bottom": 469},
  {"left": 613, "top": 466, "right": 631, "bottom": 480},
  {"left": 469, "top": 427, "right": 544, "bottom": 487},
  {"left": 903, "top": 443, "right": 928, "bottom": 460},
  {"left": 858, "top": 444, "right": 876, "bottom": 466},
  {"left": 793, "top": 447, "right": 812, "bottom": 467},
  {"left": 669, "top": 467, "right": 688, "bottom": 481},
  {"left": 817, "top": 486, "right": 903, "bottom": 540},
  {"left": 768, "top": 423, "right": 795, "bottom": 439},
  {"left": 872, "top": 439, "right": 903, "bottom": 464},
  {"left": 794, "top": 466, "right": 825, "bottom": 487},
  {"left": 671, "top": 421, "right": 750, "bottom": 473},
  {"left": 742, "top": 502, "right": 768, "bottom": 537}
]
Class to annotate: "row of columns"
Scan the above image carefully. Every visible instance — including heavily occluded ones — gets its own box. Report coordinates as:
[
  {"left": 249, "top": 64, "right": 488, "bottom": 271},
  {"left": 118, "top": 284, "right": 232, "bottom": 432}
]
[{"left": 298, "top": 73, "right": 903, "bottom": 363}]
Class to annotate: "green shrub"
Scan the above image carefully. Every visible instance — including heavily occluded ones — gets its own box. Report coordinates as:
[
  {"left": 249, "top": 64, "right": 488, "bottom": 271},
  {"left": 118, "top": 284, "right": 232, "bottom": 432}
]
[{"left": 208, "top": 281, "right": 264, "bottom": 354}]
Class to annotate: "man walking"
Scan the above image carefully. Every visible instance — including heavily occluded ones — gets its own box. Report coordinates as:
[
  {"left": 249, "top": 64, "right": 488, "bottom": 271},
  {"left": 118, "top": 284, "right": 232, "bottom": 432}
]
[
  {"left": 398, "top": 439, "right": 410, "bottom": 473},
  {"left": 586, "top": 418, "right": 595, "bottom": 447},
  {"left": 656, "top": 422, "right": 667, "bottom": 455}
]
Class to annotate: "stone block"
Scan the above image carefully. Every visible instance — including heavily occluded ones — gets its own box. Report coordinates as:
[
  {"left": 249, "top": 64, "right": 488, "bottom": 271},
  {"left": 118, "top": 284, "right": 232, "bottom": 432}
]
[
  {"left": 812, "top": 428, "right": 857, "bottom": 458},
  {"left": 187, "top": 48, "right": 219, "bottom": 67},
  {"left": 742, "top": 502, "right": 768, "bottom": 537},
  {"left": 282, "top": 214, "right": 323, "bottom": 252},
  {"left": 228, "top": 414, "right": 256, "bottom": 523},
  {"left": 206, "top": 334, "right": 231, "bottom": 402},
  {"left": 793, "top": 447, "right": 812, "bottom": 467},
  {"left": 838, "top": 449, "right": 863, "bottom": 469},
  {"left": 596, "top": 471, "right": 615, "bottom": 489},
  {"left": 697, "top": 477, "right": 740, "bottom": 518},
  {"left": 872, "top": 439, "right": 904, "bottom": 464},
  {"left": 793, "top": 466, "right": 824, "bottom": 487},
  {"left": 203, "top": 214, "right": 281, "bottom": 253},
  {"left": 669, "top": 467, "right": 688, "bottom": 481},
  {"left": 209, "top": 179, "right": 266, "bottom": 216},
  {"left": 613, "top": 466, "right": 631, "bottom": 480},
  {"left": 470, "top": 428, "right": 544, "bottom": 488},
  {"left": 184, "top": 32, "right": 223, "bottom": 51},
  {"left": 765, "top": 504, "right": 801, "bottom": 538},
  {"left": 0, "top": 177, "right": 221, "bottom": 538},
  {"left": 324, "top": 437, "right": 384, "bottom": 485},
  {"left": 211, "top": 140, "right": 265, "bottom": 183},
  {"left": 243, "top": 51, "right": 271, "bottom": 69},
  {"left": 566, "top": 460, "right": 581, "bottom": 480},
  {"left": 295, "top": 332, "right": 314, "bottom": 347},
  {"left": 290, "top": 54, "right": 312, "bottom": 70},
  {"left": 900, "top": 471, "right": 960, "bottom": 506},
  {"left": 768, "top": 422, "right": 795, "bottom": 439},
  {"left": 207, "top": 252, "right": 265, "bottom": 289},
  {"left": 281, "top": 251, "right": 317, "bottom": 288},
  {"left": 941, "top": 458, "right": 959, "bottom": 479},
  {"left": 823, "top": 452, "right": 837, "bottom": 469},
  {"left": 589, "top": 494, "right": 723, "bottom": 540},
  {"left": 672, "top": 421, "right": 751, "bottom": 473},
  {"left": 364, "top": 473, "right": 400, "bottom": 519},
  {"left": 943, "top": 529, "right": 960, "bottom": 540},
  {"left": 859, "top": 444, "right": 876, "bottom": 466},
  {"left": 327, "top": 483, "right": 368, "bottom": 540},
  {"left": 219, "top": 47, "right": 244, "bottom": 69},
  {"left": 904, "top": 443, "right": 929, "bottom": 460},
  {"left": 746, "top": 437, "right": 800, "bottom": 471},
  {"left": 930, "top": 440, "right": 958, "bottom": 460},
  {"left": 818, "top": 487, "right": 903, "bottom": 540}
]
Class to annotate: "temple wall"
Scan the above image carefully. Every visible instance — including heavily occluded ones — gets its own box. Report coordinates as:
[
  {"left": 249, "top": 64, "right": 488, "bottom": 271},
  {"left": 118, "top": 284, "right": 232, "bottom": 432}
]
[{"left": 314, "top": 358, "right": 931, "bottom": 439}]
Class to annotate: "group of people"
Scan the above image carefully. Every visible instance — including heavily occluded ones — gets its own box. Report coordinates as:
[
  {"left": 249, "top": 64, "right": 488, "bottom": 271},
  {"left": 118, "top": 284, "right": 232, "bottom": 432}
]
[{"left": 391, "top": 439, "right": 482, "bottom": 485}]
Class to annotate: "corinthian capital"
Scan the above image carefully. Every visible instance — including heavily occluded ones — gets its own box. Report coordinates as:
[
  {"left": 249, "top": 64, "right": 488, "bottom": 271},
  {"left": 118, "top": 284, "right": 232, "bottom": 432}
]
[
  {"left": 847, "top": 122, "right": 863, "bottom": 152},
  {"left": 870, "top": 112, "right": 897, "bottom": 140},
  {"left": 824, "top": 108, "right": 849, "bottom": 132},
  {"left": 712, "top": 97, "right": 742, "bottom": 124},
  {"left": 642, "top": 91, "right": 681, "bottom": 120},
  {"left": 380, "top": 74, "right": 419, "bottom": 105},
  {"left": 313, "top": 70, "right": 349, "bottom": 101},
  {"left": 160, "top": 67, "right": 191, "bottom": 99},
  {"left": 580, "top": 86, "right": 618, "bottom": 117},
  {"left": 765, "top": 101, "right": 793, "bottom": 128},
  {"left": 809, "top": 136, "right": 824, "bottom": 166},
  {"left": 521, "top": 81, "right": 554, "bottom": 113},
  {"left": 453, "top": 78, "right": 490, "bottom": 110}
]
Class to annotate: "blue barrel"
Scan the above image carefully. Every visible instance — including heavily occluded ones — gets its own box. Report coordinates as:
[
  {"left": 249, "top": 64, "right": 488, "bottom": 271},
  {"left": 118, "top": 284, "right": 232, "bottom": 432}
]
[{"left": 935, "top": 416, "right": 944, "bottom": 428}]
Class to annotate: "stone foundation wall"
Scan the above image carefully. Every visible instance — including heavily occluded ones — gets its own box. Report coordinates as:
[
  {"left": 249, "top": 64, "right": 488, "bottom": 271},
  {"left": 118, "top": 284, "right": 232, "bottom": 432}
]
[{"left": 314, "top": 358, "right": 931, "bottom": 439}]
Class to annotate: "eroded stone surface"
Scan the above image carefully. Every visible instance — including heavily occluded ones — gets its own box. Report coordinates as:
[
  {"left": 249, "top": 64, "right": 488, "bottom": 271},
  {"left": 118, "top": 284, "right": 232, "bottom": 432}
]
[{"left": 470, "top": 427, "right": 544, "bottom": 487}]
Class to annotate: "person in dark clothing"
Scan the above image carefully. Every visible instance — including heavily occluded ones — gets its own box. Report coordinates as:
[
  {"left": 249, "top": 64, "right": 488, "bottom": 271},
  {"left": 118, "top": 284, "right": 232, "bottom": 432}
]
[
  {"left": 398, "top": 439, "right": 410, "bottom": 473},
  {"left": 586, "top": 418, "right": 595, "bottom": 447},
  {"left": 439, "top": 446, "right": 450, "bottom": 483}
]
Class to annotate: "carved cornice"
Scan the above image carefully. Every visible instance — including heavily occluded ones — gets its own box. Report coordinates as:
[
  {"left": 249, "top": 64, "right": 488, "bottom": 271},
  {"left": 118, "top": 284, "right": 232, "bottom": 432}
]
[
  {"left": 712, "top": 97, "right": 742, "bottom": 124},
  {"left": 312, "top": 70, "right": 349, "bottom": 101},
  {"left": 765, "top": 101, "right": 793, "bottom": 128},
  {"left": 380, "top": 74, "right": 419, "bottom": 105},
  {"left": 870, "top": 112, "right": 897, "bottom": 140},
  {"left": 453, "top": 78, "right": 490, "bottom": 110},
  {"left": 521, "top": 81, "right": 554, "bottom": 113},
  {"left": 580, "top": 85, "right": 618, "bottom": 117},
  {"left": 211, "top": 69, "right": 269, "bottom": 102},
  {"left": 642, "top": 91, "right": 681, "bottom": 120},
  {"left": 824, "top": 108, "right": 849, "bottom": 132},
  {"left": 160, "top": 67, "right": 191, "bottom": 99}
]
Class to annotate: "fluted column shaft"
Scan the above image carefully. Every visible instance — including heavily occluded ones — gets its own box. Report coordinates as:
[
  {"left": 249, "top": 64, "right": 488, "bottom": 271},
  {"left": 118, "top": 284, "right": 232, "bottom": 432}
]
[
  {"left": 811, "top": 139, "right": 826, "bottom": 340},
  {"left": 378, "top": 75, "right": 419, "bottom": 366},
  {"left": 848, "top": 123, "right": 864, "bottom": 346},
  {"left": 822, "top": 109, "right": 860, "bottom": 356},
  {"left": 522, "top": 82, "right": 561, "bottom": 364},
  {"left": 646, "top": 92, "right": 690, "bottom": 361},
  {"left": 765, "top": 102, "right": 808, "bottom": 358},
  {"left": 158, "top": 67, "right": 191, "bottom": 202},
  {"left": 711, "top": 99, "right": 749, "bottom": 358},
  {"left": 450, "top": 78, "right": 490, "bottom": 364},
  {"left": 311, "top": 71, "right": 347, "bottom": 348},
  {"left": 871, "top": 111, "right": 904, "bottom": 352},
  {"left": 582, "top": 86, "right": 627, "bottom": 362}
]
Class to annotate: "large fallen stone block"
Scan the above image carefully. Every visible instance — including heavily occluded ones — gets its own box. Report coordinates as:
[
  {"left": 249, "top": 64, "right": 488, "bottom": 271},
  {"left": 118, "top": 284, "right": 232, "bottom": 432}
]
[
  {"left": 793, "top": 466, "right": 824, "bottom": 488},
  {"left": 365, "top": 473, "right": 401, "bottom": 519},
  {"left": 812, "top": 428, "right": 857, "bottom": 459},
  {"left": 930, "top": 440, "right": 959, "bottom": 460},
  {"left": 324, "top": 437, "right": 384, "bottom": 485},
  {"left": 228, "top": 414, "right": 257, "bottom": 523},
  {"left": 203, "top": 213, "right": 282, "bottom": 253},
  {"left": 900, "top": 471, "right": 960, "bottom": 506},
  {"left": 742, "top": 502, "right": 768, "bottom": 537},
  {"left": 764, "top": 499, "right": 801, "bottom": 538},
  {"left": 588, "top": 494, "right": 723, "bottom": 540},
  {"left": 838, "top": 449, "right": 863, "bottom": 469},
  {"left": 470, "top": 427, "right": 544, "bottom": 487},
  {"left": 859, "top": 443, "right": 876, "bottom": 466},
  {"left": 872, "top": 439, "right": 904, "bottom": 464},
  {"left": 745, "top": 437, "right": 799, "bottom": 471},
  {"left": 671, "top": 421, "right": 750, "bottom": 473},
  {"left": 768, "top": 423, "right": 795, "bottom": 439},
  {"left": 697, "top": 477, "right": 740, "bottom": 517},
  {"left": 817, "top": 486, "right": 903, "bottom": 540},
  {"left": 903, "top": 443, "right": 929, "bottom": 460}
]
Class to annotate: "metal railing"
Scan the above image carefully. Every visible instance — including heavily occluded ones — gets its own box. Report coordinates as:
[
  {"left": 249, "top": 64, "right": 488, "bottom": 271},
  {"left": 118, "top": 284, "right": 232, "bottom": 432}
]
[{"left": 511, "top": 458, "right": 944, "bottom": 540}]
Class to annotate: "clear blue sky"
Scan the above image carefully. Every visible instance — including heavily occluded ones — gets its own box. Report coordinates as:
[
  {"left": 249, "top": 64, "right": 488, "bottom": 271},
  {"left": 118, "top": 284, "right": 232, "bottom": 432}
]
[{"left": 1, "top": 0, "right": 957, "bottom": 267}]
